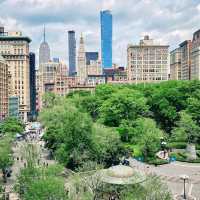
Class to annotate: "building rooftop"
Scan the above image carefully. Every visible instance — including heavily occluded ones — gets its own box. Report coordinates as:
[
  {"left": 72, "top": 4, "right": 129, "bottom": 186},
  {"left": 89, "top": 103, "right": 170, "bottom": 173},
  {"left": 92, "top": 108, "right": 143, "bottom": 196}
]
[
  {"left": 0, "top": 35, "right": 31, "bottom": 43},
  {"left": 128, "top": 36, "right": 169, "bottom": 49}
]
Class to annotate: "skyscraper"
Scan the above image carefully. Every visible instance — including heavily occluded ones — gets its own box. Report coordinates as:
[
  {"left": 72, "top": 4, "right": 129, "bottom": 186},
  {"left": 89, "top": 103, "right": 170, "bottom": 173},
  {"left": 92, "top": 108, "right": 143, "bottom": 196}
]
[
  {"left": 29, "top": 52, "right": 36, "bottom": 119},
  {"left": 77, "top": 34, "right": 87, "bottom": 84},
  {"left": 68, "top": 30, "right": 76, "bottom": 76},
  {"left": 100, "top": 10, "right": 112, "bottom": 68},
  {"left": 39, "top": 26, "right": 50, "bottom": 65}
]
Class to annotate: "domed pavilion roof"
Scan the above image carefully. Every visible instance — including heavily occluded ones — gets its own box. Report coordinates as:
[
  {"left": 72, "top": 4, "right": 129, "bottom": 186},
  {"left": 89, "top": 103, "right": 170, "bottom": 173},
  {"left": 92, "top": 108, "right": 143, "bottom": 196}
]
[{"left": 101, "top": 164, "right": 145, "bottom": 185}]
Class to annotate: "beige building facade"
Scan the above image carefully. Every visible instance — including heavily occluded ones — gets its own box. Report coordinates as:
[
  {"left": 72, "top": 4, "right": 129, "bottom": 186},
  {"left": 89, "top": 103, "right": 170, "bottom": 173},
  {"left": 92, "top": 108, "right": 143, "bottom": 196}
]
[
  {"left": 127, "top": 36, "right": 169, "bottom": 83},
  {"left": 179, "top": 40, "right": 192, "bottom": 80},
  {"left": 191, "top": 29, "right": 200, "bottom": 80},
  {"left": 37, "top": 61, "right": 71, "bottom": 110},
  {"left": 87, "top": 60, "right": 102, "bottom": 76},
  {"left": 0, "top": 28, "right": 31, "bottom": 121},
  {"left": 170, "top": 48, "right": 181, "bottom": 80},
  {"left": 0, "top": 55, "right": 9, "bottom": 120}
]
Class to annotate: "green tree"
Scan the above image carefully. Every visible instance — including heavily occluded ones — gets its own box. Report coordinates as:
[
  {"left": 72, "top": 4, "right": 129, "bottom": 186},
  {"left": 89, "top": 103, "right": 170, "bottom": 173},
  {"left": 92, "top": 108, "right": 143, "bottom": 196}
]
[
  {"left": 40, "top": 102, "right": 94, "bottom": 169},
  {"left": 0, "top": 117, "right": 24, "bottom": 136},
  {"left": 186, "top": 90, "right": 200, "bottom": 124},
  {"left": 92, "top": 124, "right": 128, "bottom": 167},
  {"left": 126, "top": 118, "right": 163, "bottom": 160},
  {"left": 23, "top": 177, "right": 68, "bottom": 200},
  {"left": 42, "top": 92, "right": 61, "bottom": 109},
  {"left": 16, "top": 143, "right": 67, "bottom": 200},
  {"left": 121, "top": 175, "right": 172, "bottom": 200},
  {"left": 172, "top": 111, "right": 200, "bottom": 144},
  {"left": 138, "top": 119, "right": 163, "bottom": 160},
  {"left": 100, "top": 89, "right": 149, "bottom": 127},
  {"left": 0, "top": 137, "right": 13, "bottom": 183}
]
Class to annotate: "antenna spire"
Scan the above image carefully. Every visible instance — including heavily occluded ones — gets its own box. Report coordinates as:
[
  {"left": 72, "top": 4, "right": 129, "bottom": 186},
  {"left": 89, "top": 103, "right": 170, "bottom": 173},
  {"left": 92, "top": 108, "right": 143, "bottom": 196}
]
[{"left": 43, "top": 25, "right": 46, "bottom": 42}]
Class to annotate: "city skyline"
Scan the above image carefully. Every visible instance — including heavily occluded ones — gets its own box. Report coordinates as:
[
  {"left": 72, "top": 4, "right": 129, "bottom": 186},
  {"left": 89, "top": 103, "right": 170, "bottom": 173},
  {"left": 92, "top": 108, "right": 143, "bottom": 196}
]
[{"left": 1, "top": 0, "right": 200, "bottom": 67}]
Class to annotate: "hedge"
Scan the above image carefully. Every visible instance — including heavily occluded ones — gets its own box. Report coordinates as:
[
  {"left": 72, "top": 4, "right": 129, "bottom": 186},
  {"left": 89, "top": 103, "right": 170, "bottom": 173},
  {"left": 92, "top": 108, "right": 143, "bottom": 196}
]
[
  {"left": 170, "top": 152, "right": 200, "bottom": 163},
  {"left": 168, "top": 142, "right": 187, "bottom": 149},
  {"left": 147, "top": 158, "right": 169, "bottom": 166}
]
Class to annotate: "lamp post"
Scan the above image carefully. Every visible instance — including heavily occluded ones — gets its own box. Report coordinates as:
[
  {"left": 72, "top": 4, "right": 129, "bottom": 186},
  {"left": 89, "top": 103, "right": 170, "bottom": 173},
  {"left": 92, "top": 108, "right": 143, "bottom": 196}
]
[{"left": 180, "top": 175, "right": 189, "bottom": 199}]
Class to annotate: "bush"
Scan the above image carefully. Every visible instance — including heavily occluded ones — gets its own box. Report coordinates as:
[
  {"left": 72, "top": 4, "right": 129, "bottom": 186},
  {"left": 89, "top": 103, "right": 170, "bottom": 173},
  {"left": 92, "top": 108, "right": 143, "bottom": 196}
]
[
  {"left": 196, "top": 144, "right": 200, "bottom": 150},
  {"left": 124, "top": 144, "right": 143, "bottom": 157},
  {"left": 147, "top": 158, "right": 169, "bottom": 166},
  {"left": 168, "top": 142, "right": 187, "bottom": 149},
  {"left": 196, "top": 150, "right": 200, "bottom": 157},
  {"left": 169, "top": 152, "right": 200, "bottom": 163}
]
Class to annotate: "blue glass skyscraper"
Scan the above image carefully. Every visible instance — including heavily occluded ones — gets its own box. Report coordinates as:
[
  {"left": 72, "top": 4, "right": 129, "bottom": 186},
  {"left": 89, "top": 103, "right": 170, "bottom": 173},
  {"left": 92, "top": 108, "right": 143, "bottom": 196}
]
[
  {"left": 100, "top": 10, "right": 112, "bottom": 68},
  {"left": 68, "top": 30, "right": 76, "bottom": 76}
]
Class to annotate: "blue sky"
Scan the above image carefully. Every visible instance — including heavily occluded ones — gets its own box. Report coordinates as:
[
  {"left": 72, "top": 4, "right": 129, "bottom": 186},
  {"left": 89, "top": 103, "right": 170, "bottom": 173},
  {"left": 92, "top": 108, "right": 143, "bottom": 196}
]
[{"left": 0, "top": 0, "right": 200, "bottom": 66}]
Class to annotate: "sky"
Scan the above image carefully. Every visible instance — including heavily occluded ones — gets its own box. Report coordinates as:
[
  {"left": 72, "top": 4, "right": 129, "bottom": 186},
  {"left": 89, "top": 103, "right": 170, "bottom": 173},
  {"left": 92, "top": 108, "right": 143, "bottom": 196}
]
[{"left": 0, "top": 0, "right": 200, "bottom": 67}]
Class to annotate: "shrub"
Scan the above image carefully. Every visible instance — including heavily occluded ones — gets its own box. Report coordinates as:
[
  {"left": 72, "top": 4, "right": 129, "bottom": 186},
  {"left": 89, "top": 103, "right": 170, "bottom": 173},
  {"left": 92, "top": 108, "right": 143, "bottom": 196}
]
[
  {"left": 196, "top": 144, "right": 200, "bottom": 150},
  {"left": 168, "top": 142, "right": 187, "bottom": 149},
  {"left": 123, "top": 144, "right": 143, "bottom": 157},
  {"left": 147, "top": 158, "right": 169, "bottom": 166},
  {"left": 169, "top": 152, "right": 200, "bottom": 163},
  {"left": 196, "top": 150, "right": 200, "bottom": 158}
]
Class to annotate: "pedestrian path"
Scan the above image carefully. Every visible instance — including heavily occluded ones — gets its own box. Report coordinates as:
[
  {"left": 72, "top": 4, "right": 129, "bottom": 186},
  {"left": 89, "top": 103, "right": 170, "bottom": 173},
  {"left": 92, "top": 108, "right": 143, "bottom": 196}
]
[{"left": 4, "top": 127, "right": 55, "bottom": 200}]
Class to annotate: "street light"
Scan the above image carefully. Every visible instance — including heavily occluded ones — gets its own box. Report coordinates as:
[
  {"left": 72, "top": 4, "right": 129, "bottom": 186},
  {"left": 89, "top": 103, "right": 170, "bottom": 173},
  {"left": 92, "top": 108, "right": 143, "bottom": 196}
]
[{"left": 180, "top": 174, "right": 189, "bottom": 199}]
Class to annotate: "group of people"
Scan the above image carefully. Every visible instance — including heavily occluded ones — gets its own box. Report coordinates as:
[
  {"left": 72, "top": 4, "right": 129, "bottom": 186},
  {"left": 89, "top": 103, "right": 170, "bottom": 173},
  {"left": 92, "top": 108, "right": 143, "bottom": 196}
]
[{"left": 13, "top": 124, "right": 50, "bottom": 169}]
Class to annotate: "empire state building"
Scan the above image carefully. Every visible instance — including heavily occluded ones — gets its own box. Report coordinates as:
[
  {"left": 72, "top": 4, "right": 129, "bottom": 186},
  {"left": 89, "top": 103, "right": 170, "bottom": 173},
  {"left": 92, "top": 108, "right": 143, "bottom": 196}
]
[{"left": 39, "top": 26, "right": 50, "bottom": 65}]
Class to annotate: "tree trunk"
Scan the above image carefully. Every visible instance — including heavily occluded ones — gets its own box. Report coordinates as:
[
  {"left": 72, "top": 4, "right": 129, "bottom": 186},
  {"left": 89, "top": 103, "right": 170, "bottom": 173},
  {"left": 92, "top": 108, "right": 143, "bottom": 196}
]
[
  {"left": 186, "top": 143, "right": 197, "bottom": 160},
  {"left": 2, "top": 171, "right": 7, "bottom": 183}
]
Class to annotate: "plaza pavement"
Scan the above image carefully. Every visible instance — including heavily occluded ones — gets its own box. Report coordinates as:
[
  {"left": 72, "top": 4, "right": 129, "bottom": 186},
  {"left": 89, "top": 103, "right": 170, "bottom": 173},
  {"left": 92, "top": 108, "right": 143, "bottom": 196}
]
[{"left": 128, "top": 158, "right": 200, "bottom": 200}]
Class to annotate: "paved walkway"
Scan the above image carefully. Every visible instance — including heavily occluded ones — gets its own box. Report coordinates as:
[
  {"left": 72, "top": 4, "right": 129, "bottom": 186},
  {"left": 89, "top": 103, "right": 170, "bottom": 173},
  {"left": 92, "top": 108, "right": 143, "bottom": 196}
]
[
  {"left": 128, "top": 159, "right": 200, "bottom": 200},
  {"left": 4, "top": 129, "right": 55, "bottom": 200}
]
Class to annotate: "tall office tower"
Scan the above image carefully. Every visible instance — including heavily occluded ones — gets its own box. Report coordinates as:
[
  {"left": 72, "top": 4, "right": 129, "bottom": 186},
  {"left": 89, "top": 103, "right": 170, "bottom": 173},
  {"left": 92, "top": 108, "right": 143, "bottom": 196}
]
[
  {"left": 179, "top": 40, "right": 192, "bottom": 80},
  {"left": 191, "top": 29, "right": 200, "bottom": 80},
  {"left": 100, "top": 10, "right": 112, "bottom": 68},
  {"left": 29, "top": 52, "right": 36, "bottom": 119},
  {"left": 39, "top": 26, "right": 50, "bottom": 65},
  {"left": 68, "top": 30, "right": 76, "bottom": 76},
  {"left": 170, "top": 48, "right": 181, "bottom": 80},
  {"left": 0, "top": 27, "right": 31, "bottom": 121},
  {"left": 127, "top": 35, "right": 169, "bottom": 83},
  {"left": 0, "top": 54, "right": 9, "bottom": 120},
  {"left": 77, "top": 34, "right": 87, "bottom": 84}
]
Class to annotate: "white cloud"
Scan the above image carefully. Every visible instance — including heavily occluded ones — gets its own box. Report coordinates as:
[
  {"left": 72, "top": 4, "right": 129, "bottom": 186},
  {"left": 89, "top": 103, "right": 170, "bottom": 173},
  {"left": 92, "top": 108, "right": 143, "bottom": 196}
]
[{"left": 0, "top": 0, "right": 200, "bottom": 67}]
